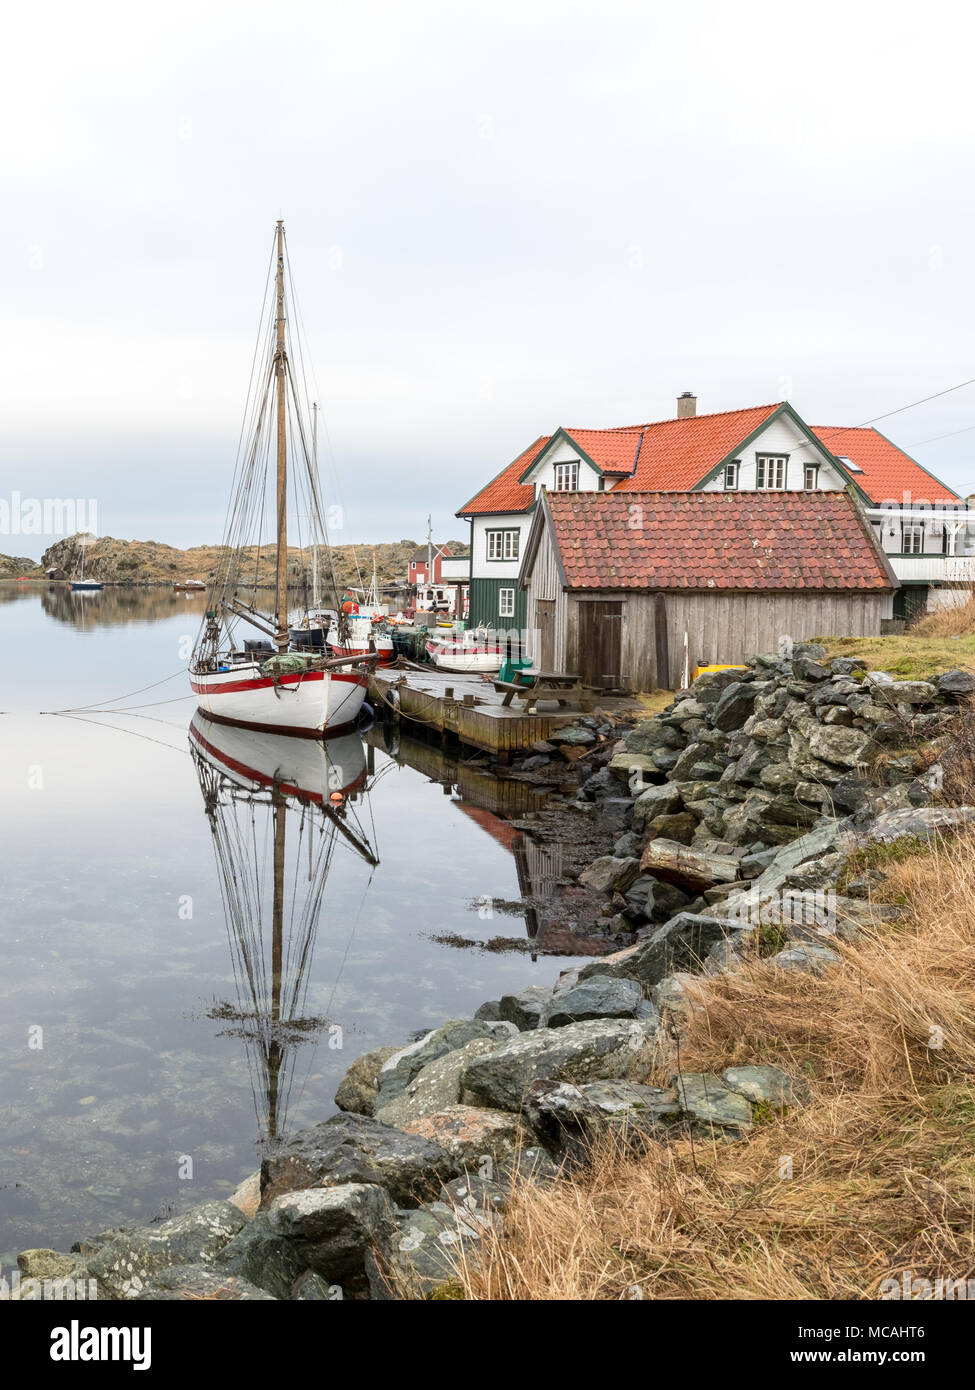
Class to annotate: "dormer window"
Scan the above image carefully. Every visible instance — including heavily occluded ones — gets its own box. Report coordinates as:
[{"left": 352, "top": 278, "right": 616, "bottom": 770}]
[
  {"left": 804, "top": 463, "right": 819, "bottom": 490},
  {"left": 724, "top": 460, "right": 740, "bottom": 490},
  {"left": 756, "top": 454, "right": 787, "bottom": 489},
  {"left": 553, "top": 461, "right": 579, "bottom": 492}
]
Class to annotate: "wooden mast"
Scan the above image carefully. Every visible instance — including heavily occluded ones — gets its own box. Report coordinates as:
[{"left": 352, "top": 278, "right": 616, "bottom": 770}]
[{"left": 274, "top": 220, "right": 289, "bottom": 650}]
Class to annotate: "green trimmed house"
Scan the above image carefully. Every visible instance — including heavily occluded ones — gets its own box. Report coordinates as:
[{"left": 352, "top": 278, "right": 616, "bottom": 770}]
[{"left": 456, "top": 393, "right": 970, "bottom": 631}]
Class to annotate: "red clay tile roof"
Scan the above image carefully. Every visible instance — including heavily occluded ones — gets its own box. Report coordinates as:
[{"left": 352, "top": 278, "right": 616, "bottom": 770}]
[
  {"left": 812, "top": 426, "right": 960, "bottom": 505},
  {"left": 458, "top": 436, "right": 550, "bottom": 515},
  {"left": 544, "top": 490, "right": 894, "bottom": 591},
  {"left": 609, "top": 403, "right": 782, "bottom": 490}
]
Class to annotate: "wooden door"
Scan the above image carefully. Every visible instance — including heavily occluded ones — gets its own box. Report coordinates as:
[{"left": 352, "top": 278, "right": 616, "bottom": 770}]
[
  {"left": 578, "top": 600, "right": 622, "bottom": 688},
  {"left": 536, "top": 599, "right": 556, "bottom": 671}
]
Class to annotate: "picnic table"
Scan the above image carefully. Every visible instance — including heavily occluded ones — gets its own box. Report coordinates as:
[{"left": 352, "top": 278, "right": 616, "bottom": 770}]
[{"left": 493, "top": 669, "right": 592, "bottom": 711}]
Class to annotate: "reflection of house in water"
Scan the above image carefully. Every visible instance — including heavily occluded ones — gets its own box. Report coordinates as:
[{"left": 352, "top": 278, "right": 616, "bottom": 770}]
[
  {"left": 369, "top": 727, "right": 593, "bottom": 956},
  {"left": 190, "top": 714, "right": 378, "bottom": 1145}
]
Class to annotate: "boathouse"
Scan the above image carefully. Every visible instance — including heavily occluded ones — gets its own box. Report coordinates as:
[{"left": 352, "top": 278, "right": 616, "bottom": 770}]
[{"left": 519, "top": 489, "right": 898, "bottom": 691}]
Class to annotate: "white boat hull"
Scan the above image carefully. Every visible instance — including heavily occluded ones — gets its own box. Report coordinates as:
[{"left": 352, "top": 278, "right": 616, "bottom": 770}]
[
  {"left": 188, "top": 712, "right": 367, "bottom": 800},
  {"left": 190, "top": 661, "right": 368, "bottom": 736},
  {"left": 425, "top": 638, "right": 503, "bottom": 674}
]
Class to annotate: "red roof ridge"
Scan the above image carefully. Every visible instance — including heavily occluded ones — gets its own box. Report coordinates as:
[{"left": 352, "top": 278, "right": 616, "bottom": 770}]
[{"left": 607, "top": 401, "right": 784, "bottom": 431}]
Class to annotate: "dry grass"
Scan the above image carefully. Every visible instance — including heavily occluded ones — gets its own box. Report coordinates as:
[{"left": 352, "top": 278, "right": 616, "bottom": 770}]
[
  {"left": 913, "top": 595, "right": 975, "bottom": 639},
  {"left": 455, "top": 834, "right": 975, "bottom": 1300},
  {"left": 822, "top": 631, "right": 975, "bottom": 680}
]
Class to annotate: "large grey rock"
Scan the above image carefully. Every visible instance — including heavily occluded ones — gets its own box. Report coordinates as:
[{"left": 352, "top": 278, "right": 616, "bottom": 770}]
[
  {"left": 936, "top": 669, "right": 975, "bottom": 696},
  {"left": 632, "top": 782, "right": 684, "bottom": 822},
  {"left": 580, "top": 912, "right": 742, "bottom": 990},
  {"left": 375, "top": 1019, "right": 508, "bottom": 1107},
  {"left": 497, "top": 986, "right": 553, "bottom": 1031},
  {"left": 460, "top": 1018, "right": 656, "bottom": 1113},
  {"left": 882, "top": 680, "right": 937, "bottom": 705},
  {"left": 770, "top": 943, "right": 842, "bottom": 975},
  {"left": 259, "top": 1113, "right": 457, "bottom": 1210},
  {"left": 722, "top": 1065, "right": 811, "bottom": 1109},
  {"left": 133, "top": 1263, "right": 276, "bottom": 1300},
  {"left": 214, "top": 1212, "right": 309, "bottom": 1299},
  {"left": 334, "top": 1044, "right": 401, "bottom": 1116},
  {"left": 579, "top": 1079, "right": 680, "bottom": 1118},
  {"left": 521, "top": 1079, "right": 606, "bottom": 1160},
  {"left": 673, "top": 1073, "right": 753, "bottom": 1134},
  {"left": 365, "top": 1203, "right": 491, "bottom": 1300},
  {"left": 711, "top": 682, "right": 760, "bottom": 732},
  {"left": 578, "top": 855, "right": 641, "bottom": 893},
  {"left": 857, "top": 805, "right": 975, "bottom": 846},
  {"left": 401, "top": 1105, "right": 532, "bottom": 1169},
  {"left": 267, "top": 1184, "right": 394, "bottom": 1285},
  {"left": 374, "top": 1037, "right": 501, "bottom": 1127},
  {"left": 623, "top": 721, "right": 682, "bottom": 754},
  {"left": 544, "top": 975, "right": 644, "bottom": 1027},
  {"left": 87, "top": 1201, "right": 246, "bottom": 1299},
  {"left": 639, "top": 839, "right": 740, "bottom": 890},
  {"left": 623, "top": 874, "right": 691, "bottom": 924},
  {"left": 807, "top": 724, "right": 874, "bottom": 769}
]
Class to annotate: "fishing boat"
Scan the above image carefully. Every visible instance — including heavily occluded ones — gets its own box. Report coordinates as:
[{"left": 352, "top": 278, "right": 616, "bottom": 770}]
[
  {"left": 323, "top": 558, "right": 395, "bottom": 666},
  {"left": 189, "top": 221, "right": 376, "bottom": 736},
  {"left": 189, "top": 713, "right": 378, "bottom": 1143},
  {"left": 425, "top": 626, "right": 505, "bottom": 674},
  {"left": 174, "top": 579, "right": 206, "bottom": 592}
]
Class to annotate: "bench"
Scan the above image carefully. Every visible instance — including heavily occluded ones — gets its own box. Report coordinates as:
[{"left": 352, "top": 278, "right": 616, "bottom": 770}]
[{"left": 493, "top": 670, "right": 592, "bottom": 711}]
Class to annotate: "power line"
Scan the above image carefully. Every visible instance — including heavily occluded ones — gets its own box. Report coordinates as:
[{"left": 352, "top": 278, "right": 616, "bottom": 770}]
[
  {"left": 908, "top": 422, "right": 975, "bottom": 448},
  {"left": 858, "top": 375, "right": 975, "bottom": 427}
]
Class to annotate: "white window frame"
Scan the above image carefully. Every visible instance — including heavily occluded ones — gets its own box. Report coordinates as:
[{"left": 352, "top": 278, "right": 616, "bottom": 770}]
[
  {"left": 553, "top": 461, "right": 579, "bottom": 492},
  {"left": 804, "top": 463, "right": 819, "bottom": 490},
  {"left": 756, "top": 454, "right": 787, "bottom": 490},
  {"left": 486, "top": 528, "right": 520, "bottom": 561},
  {"left": 499, "top": 587, "right": 515, "bottom": 617},
  {"left": 723, "top": 460, "right": 739, "bottom": 490},
  {"left": 903, "top": 524, "right": 924, "bottom": 554}
]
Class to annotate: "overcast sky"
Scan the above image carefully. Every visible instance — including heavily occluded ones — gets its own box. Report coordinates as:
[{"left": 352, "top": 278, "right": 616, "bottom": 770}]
[{"left": 3, "top": 0, "right": 975, "bottom": 559}]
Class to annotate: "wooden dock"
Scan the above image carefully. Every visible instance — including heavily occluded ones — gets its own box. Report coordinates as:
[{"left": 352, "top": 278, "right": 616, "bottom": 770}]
[{"left": 368, "top": 665, "right": 600, "bottom": 756}]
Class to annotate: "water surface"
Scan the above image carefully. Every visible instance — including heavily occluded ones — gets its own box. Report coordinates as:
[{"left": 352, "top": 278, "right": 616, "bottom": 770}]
[{"left": 0, "top": 586, "right": 572, "bottom": 1255}]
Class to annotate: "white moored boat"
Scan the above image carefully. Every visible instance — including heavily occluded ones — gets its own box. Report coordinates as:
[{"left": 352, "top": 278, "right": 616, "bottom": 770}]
[
  {"left": 189, "top": 221, "right": 376, "bottom": 737},
  {"left": 425, "top": 628, "right": 504, "bottom": 674}
]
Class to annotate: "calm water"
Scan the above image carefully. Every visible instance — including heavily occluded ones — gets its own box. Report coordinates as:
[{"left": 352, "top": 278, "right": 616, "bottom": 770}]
[{"left": 0, "top": 586, "right": 571, "bottom": 1255}]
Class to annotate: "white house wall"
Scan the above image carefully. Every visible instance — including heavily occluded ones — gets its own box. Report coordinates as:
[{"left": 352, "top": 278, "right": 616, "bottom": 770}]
[
  {"left": 470, "top": 514, "right": 531, "bottom": 580},
  {"left": 699, "top": 416, "right": 843, "bottom": 492}
]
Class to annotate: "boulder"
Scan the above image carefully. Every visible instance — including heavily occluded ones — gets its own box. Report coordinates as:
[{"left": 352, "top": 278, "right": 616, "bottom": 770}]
[
  {"left": 521, "top": 1079, "right": 606, "bottom": 1160},
  {"left": 133, "top": 1263, "right": 276, "bottom": 1300},
  {"left": 401, "top": 1105, "right": 531, "bottom": 1169},
  {"left": 608, "top": 752, "right": 657, "bottom": 783},
  {"left": 883, "top": 680, "right": 937, "bottom": 705},
  {"left": 807, "top": 724, "right": 874, "bottom": 769},
  {"left": 460, "top": 1018, "right": 656, "bottom": 1113},
  {"left": 646, "top": 811, "right": 698, "bottom": 844},
  {"left": 632, "top": 782, "right": 684, "bottom": 822},
  {"left": 623, "top": 874, "right": 691, "bottom": 924},
  {"left": 792, "top": 657, "right": 831, "bottom": 682},
  {"left": 267, "top": 1184, "right": 395, "bottom": 1286},
  {"left": 544, "top": 975, "right": 643, "bottom": 1027},
  {"left": 623, "top": 721, "right": 682, "bottom": 754},
  {"left": 375, "top": 1020, "right": 508, "bottom": 1108},
  {"left": 711, "top": 682, "right": 760, "bottom": 732},
  {"left": 579, "top": 1079, "right": 680, "bottom": 1118},
  {"left": 858, "top": 805, "right": 975, "bottom": 846},
  {"left": 374, "top": 1036, "right": 502, "bottom": 1127},
  {"left": 639, "top": 839, "right": 740, "bottom": 890},
  {"left": 16, "top": 1249, "right": 89, "bottom": 1283},
  {"left": 769, "top": 943, "right": 842, "bottom": 975},
  {"left": 936, "top": 669, "right": 975, "bottom": 696},
  {"left": 580, "top": 912, "right": 741, "bottom": 990},
  {"left": 365, "top": 1203, "right": 490, "bottom": 1301},
  {"left": 214, "top": 1212, "right": 310, "bottom": 1299},
  {"left": 334, "top": 1044, "right": 401, "bottom": 1116},
  {"left": 673, "top": 1072, "right": 753, "bottom": 1134},
  {"left": 497, "top": 986, "right": 553, "bottom": 1031},
  {"left": 87, "top": 1201, "right": 247, "bottom": 1299},
  {"left": 722, "top": 1065, "right": 811, "bottom": 1109},
  {"left": 578, "top": 855, "right": 641, "bottom": 894},
  {"left": 259, "top": 1114, "right": 457, "bottom": 1210}
]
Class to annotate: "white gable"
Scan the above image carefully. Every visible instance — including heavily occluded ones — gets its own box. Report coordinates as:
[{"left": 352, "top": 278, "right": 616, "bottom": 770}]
[
  {"left": 699, "top": 412, "right": 844, "bottom": 491},
  {"left": 521, "top": 435, "right": 602, "bottom": 496}
]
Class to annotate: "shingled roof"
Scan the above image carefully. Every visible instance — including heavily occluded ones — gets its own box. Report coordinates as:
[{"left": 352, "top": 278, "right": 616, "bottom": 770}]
[
  {"left": 458, "top": 404, "right": 959, "bottom": 516},
  {"left": 534, "top": 490, "right": 896, "bottom": 592}
]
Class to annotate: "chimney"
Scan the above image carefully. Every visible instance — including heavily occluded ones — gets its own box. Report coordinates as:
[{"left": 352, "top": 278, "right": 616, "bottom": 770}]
[{"left": 677, "top": 391, "right": 697, "bottom": 419}]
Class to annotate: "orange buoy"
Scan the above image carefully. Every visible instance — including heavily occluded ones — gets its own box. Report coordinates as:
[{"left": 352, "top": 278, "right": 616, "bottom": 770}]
[{"left": 329, "top": 791, "right": 345, "bottom": 803}]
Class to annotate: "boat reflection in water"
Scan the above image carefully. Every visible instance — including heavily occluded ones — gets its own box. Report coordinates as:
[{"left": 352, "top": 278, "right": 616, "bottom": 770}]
[{"left": 188, "top": 712, "right": 379, "bottom": 1144}]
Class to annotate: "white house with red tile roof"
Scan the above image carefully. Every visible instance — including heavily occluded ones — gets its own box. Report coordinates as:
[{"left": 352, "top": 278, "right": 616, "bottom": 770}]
[{"left": 456, "top": 395, "right": 971, "bottom": 630}]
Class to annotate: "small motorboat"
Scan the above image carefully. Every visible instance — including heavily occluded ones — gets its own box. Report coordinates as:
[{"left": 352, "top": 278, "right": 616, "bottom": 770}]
[
  {"left": 174, "top": 579, "right": 207, "bottom": 592},
  {"left": 425, "top": 628, "right": 504, "bottom": 674}
]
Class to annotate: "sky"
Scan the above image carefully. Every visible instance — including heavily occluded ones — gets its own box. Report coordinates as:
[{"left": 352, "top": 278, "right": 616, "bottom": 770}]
[{"left": 3, "top": 0, "right": 975, "bottom": 559}]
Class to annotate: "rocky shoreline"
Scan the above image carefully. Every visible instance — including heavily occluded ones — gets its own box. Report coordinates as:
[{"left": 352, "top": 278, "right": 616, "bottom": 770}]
[{"left": 12, "top": 643, "right": 975, "bottom": 1301}]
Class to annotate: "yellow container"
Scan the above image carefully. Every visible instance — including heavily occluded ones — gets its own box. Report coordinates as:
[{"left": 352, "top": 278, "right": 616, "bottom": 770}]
[{"left": 691, "top": 662, "right": 749, "bottom": 681}]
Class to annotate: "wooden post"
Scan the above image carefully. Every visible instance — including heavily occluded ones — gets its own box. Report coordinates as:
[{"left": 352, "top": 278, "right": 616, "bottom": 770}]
[
  {"left": 274, "top": 220, "right": 289, "bottom": 650},
  {"left": 653, "top": 593, "right": 670, "bottom": 690}
]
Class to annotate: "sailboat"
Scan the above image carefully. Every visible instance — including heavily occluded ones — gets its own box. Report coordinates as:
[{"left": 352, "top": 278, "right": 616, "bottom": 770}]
[
  {"left": 189, "top": 221, "right": 376, "bottom": 737},
  {"left": 324, "top": 554, "right": 395, "bottom": 666},
  {"left": 189, "top": 712, "right": 378, "bottom": 1144},
  {"left": 69, "top": 533, "right": 103, "bottom": 592}
]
